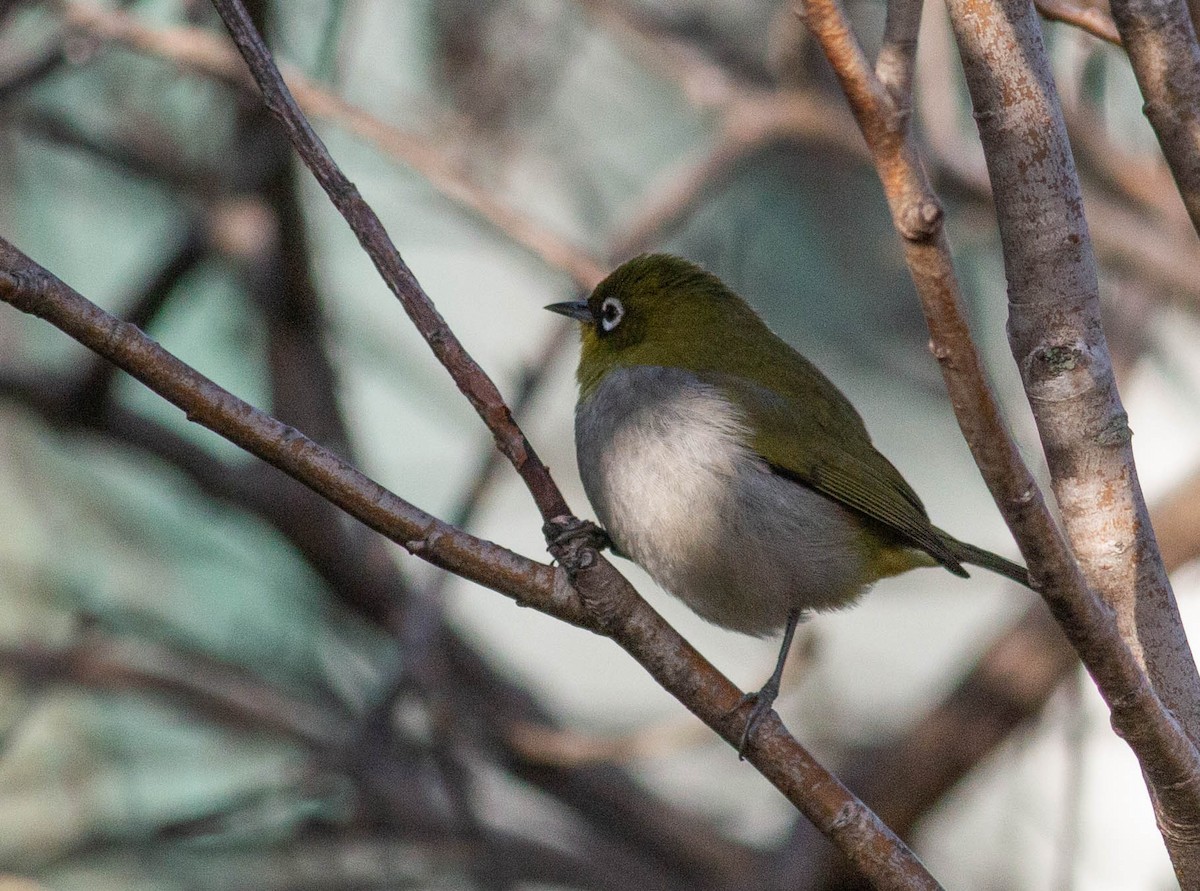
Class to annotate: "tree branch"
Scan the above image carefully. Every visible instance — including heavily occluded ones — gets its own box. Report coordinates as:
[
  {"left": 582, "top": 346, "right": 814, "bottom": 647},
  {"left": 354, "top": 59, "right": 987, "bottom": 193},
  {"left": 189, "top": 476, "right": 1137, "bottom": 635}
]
[
  {"left": 0, "top": 235, "right": 943, "bottom": 889},
  {"left": 798, "top": 0, "right": 1200, "bottom": 881},
  {"left": 940, "top": 0, "right": 1200, "bottom": 877},
  {"left": 1107, "top": 0, "right": 1200, "bottom": 236}
]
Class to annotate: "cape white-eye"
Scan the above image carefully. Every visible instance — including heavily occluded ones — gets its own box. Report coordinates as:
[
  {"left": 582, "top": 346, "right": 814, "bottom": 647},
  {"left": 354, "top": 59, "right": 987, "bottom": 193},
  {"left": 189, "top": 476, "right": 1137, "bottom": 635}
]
[{"left": 547, "top": 254, "right": 1029, "bottom": 753}]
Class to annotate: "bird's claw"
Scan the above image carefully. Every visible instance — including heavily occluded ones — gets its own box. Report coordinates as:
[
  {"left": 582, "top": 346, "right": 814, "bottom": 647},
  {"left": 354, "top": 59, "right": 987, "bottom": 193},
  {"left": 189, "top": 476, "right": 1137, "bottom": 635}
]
[
  {"left": 543, "top": 516, "right": 612, "bottom": 554},
  {"left": 734, "top": 685, "right": 780, "bottom": 759}
]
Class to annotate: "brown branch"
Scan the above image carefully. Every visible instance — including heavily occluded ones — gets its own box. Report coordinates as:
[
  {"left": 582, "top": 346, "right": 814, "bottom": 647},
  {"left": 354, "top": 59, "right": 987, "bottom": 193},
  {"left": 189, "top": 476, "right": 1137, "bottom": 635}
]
[
  {"left": 1107, "top": 0, "right": 1200, "bottom": 237},
  {"left": 942, "top": 0, "right": 1200, "bottom": 878},
  {"left": 205, "top": 0, "right": 574, "bottom": 527},
  {"left": 876, "top": 0, "right": 924, "bottom": 104},
  {"left": 0, "top": 236, "right": 942, "bottom": 890},
  {"left": 1035, "top": 0, "right": 1122, "bottom": 44},
  {"left": 799, "top": 0, "right": 1200, "bottom": 883}
]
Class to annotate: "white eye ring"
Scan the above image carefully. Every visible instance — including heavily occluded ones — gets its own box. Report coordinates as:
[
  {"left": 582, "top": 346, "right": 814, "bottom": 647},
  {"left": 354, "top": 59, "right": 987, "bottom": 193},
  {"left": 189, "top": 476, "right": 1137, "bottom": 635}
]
[{"left": 600, "top": 297, "right": 625, "bottom": 332}]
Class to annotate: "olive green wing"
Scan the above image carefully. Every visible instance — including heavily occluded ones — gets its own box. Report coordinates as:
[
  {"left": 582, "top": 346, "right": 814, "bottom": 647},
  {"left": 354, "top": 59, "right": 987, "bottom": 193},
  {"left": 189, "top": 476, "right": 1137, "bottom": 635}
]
[{"left": 704, "top": 372, "right": 968, "bottom": 575}]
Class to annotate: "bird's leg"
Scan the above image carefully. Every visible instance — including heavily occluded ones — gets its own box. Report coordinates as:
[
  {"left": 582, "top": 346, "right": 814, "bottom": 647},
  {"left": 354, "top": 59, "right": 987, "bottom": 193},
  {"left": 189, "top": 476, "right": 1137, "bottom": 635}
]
[{"left": 736, "top": 607, "right": 802, "bottom": 758}]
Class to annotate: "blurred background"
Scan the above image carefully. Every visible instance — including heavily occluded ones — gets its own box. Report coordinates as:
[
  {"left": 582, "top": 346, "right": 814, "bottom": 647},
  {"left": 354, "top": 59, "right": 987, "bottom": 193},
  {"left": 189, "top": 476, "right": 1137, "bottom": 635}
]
[{"left": 2, "top": 0, "right": 1200, "bottom": 888}]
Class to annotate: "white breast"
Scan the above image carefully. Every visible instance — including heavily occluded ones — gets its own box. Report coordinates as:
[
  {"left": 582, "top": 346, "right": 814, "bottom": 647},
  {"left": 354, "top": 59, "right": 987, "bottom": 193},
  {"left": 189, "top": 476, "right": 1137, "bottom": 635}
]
[
  {"left": 576, "top": 366, "right": 868, "bottom": 636},
  {"left": 585, "top": 373, "right": 749, "bottom": 573}
]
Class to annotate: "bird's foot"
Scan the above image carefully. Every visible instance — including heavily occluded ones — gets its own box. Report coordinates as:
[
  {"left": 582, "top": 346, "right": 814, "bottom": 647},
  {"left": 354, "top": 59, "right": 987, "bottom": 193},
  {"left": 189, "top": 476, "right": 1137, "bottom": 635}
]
[
  {"left": 733, "top": 680, "right": 781, "bottom": 760},
  {"left": 543, "top": 516, "right": 612, "bottom": 555}
]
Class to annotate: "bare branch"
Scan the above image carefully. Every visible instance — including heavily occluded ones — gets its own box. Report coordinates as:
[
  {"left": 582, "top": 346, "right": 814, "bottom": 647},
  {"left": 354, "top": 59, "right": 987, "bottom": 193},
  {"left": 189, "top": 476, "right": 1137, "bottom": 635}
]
[
  {"left": 798, "top": 0, "right": 1200, "bottom": 879},
  {"left": 943, "top": 0, "right": 1200, "bottom": 876},
  {"left": 1107, "top": 0, "right": 1200, "bottom": 235},
  {"left": 1035, "top": 0, "right": 1122, "bottom": 44},
  {"left": 0, "top": 236, "right": 943, "bottom": 890}
]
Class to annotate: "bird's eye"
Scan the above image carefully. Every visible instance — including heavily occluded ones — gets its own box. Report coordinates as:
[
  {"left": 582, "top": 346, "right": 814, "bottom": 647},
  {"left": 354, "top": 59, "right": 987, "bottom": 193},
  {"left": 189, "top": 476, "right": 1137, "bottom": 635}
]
[{"left": 599, "top": 297, "right": 624, "bottom": 332}]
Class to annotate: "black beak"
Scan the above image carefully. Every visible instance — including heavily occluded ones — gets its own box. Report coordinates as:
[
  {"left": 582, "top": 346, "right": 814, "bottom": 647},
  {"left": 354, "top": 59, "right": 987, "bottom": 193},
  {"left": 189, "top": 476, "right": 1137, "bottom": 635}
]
[{"left": 545, "top": 300, "right": 592, "bottom": 322}]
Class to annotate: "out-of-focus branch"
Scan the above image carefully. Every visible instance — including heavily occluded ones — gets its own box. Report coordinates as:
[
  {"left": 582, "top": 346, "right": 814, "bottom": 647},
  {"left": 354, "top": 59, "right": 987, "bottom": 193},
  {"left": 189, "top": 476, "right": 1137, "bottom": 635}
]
[
  {"left": 1036, "top": 0, "right": 1122, "bottom": 44},
  {"left": 56, "top": 0, "right": 607, "bottom": 290},
  {"left": 0, "top": 633, "right": 469, "bottom": 833},
  {"left": 2, "top": 635, "right": 349, "bottom": 745},
  {"left": 73, "top": 219, "right": 209, "bottom": 418},
  {"left": 0, "top": 635, "right": 667, "bottom": 888},
  {"left": 1151, "top": 469, "right": 1200, "bottom": 573},
  {"left": 0, "top": 40, "right": 68, "bottom": 101},
  {"left": 944, "top": 0, "right": 1200, "bottom": 878},
  {"left": 18, "top": 110, "right": 221, "bottom": 195},
  {"left": 0, "top": 235, "right": 943, "bottom": 890},
  {"left": 1107, "top": 0, "right": 1200, "bottom": 237}
]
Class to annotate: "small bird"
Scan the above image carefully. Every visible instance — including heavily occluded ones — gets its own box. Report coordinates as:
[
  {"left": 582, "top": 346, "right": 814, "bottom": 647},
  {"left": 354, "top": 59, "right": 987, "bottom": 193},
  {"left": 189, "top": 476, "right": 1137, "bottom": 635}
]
[{"left": 547, "top": 254, "right": 1030, "bottom": 754}]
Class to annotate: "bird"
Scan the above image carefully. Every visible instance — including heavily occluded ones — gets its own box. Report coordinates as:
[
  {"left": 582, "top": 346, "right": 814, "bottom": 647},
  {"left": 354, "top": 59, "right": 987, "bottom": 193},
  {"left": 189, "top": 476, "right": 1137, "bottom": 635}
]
[{"left": 546, "top": 253, "right": 1030, "bottom": 755}]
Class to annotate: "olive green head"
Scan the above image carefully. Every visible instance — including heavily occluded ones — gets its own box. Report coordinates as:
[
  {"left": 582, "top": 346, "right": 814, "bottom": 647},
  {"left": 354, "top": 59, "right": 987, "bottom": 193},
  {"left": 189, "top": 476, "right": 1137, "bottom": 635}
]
[{"left": 545, "top": 254, "right": 773, "bottom": 397}]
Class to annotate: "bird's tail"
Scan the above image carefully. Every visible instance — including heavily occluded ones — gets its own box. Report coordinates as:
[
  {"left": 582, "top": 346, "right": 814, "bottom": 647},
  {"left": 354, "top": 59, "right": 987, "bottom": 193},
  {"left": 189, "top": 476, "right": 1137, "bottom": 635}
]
[{"left": 937, "top": 529, "right": 1032, "bottom": 589}]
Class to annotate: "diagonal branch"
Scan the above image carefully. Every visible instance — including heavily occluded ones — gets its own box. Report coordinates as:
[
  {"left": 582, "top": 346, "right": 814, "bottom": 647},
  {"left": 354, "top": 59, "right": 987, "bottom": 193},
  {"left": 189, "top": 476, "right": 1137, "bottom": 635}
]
[
  {"left": 206, "top": 0, "right": 573, "bottom": 525},
  {"left": 796, "top": 0, "right": 1200, "bottom": 882},
  {"left": 0, "top": 235, "right": 943, "bottom": 890}
]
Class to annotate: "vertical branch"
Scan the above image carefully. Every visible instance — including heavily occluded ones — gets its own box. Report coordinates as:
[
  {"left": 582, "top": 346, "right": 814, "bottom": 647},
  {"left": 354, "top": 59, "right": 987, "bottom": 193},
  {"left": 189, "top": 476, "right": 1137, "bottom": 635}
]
[
  {"left": 875, "top": 0, "right": 924, "bottom": 103},
  {"left": 798, "top": 0, "right": 1200, "bottom": 880},
  {"left": 944, "top": 0, "right": 1200, "bottom": 748},
  {"left": 941, "top": 0, "right": 1200, "bottom": 877},
  {"left": 1107, "top": 0, "right": 1200, "bottom": 236}
]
